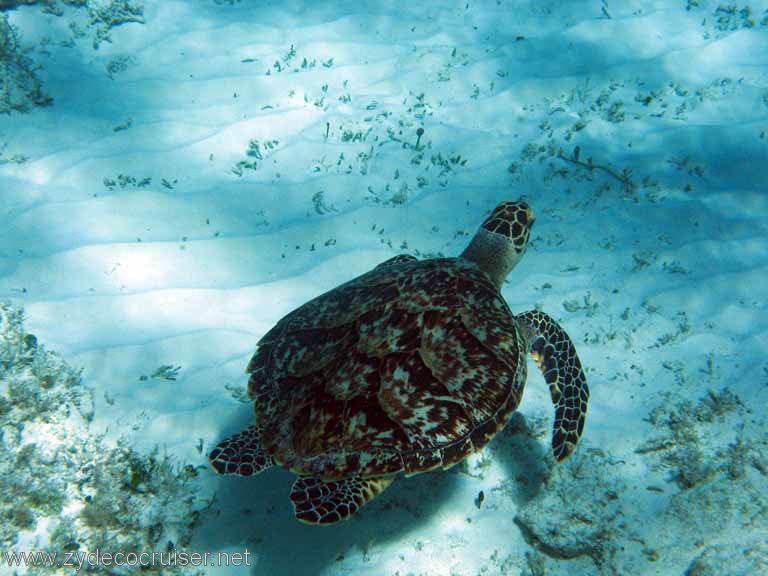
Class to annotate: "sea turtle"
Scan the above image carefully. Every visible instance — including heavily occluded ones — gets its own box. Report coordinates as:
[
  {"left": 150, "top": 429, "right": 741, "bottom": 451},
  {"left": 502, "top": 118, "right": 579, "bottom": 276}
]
[{"left": 209, "top": 200, "right": 589, "bottom": 525}]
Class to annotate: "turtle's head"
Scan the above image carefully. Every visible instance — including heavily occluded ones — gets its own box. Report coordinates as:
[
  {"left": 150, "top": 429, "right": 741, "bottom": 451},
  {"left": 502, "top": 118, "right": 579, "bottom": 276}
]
[{"left": 460, "top": 200, "right": 535, "bottom": 290}]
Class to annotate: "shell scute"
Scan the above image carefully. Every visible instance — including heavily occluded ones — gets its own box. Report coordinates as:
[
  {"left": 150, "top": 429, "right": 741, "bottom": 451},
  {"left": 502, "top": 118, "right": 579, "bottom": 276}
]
[
  {"left": 356, "top": 306, "right": 422, "bottom": 357},
  {"left": 259, "top": 281, "right": 400, "bottom": 344},
  {"left": 378, "top": 352, "right": 475, "bottom": 447},
  {"left": 402, "top": 447, "right": 443, "bottom": 476},
  {"left": 396, "top": 262, "right": 459, "bottom": 312},
  {"left": 421, "top": 309, "right": 522, "bottom": 425},
  {"left": 323, "top": 351, "right": 381, "bottom": 400}
]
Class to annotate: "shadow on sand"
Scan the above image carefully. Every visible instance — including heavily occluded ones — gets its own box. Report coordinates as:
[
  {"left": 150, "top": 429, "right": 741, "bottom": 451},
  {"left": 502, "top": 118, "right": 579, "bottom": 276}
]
[
  {"left": 194, "top": 405, "right": 552, "bottom": 576},
  {"left": 193, "top": 407, "right": 464, "bottom": 576}
]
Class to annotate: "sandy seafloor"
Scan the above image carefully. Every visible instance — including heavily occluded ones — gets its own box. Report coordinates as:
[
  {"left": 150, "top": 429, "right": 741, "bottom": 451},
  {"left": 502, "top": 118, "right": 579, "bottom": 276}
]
[{"left": 1, "top": 1, "right": 768, "bottom": 575}]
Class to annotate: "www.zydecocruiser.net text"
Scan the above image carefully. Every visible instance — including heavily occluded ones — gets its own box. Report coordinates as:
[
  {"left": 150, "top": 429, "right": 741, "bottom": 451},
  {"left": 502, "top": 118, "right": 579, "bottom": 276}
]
[{"left": 2, "top": 549, "right": 252, "bottom": 570}]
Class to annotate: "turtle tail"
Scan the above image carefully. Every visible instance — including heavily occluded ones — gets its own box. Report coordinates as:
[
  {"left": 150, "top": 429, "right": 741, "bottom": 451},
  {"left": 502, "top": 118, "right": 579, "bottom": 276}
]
[{"left": 517, "top": 310, "right": 589, "bottom": 461}]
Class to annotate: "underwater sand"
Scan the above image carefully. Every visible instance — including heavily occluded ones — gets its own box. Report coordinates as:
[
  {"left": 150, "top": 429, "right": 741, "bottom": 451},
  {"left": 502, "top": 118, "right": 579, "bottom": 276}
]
[{"left": 1, "top": 1, "right": 767, "bottom": 574}]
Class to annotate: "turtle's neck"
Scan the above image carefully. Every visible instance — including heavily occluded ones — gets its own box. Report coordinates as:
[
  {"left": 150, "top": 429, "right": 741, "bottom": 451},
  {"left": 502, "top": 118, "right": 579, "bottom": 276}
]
[{"left": 460, "top": 228, "right": 521, "bottom": 291}]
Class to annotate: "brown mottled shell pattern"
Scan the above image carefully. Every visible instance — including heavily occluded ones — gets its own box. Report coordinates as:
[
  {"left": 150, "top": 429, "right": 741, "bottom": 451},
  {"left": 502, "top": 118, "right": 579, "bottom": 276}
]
[{"left": 248, "top": 257, "right": 526, "bottom": 480}]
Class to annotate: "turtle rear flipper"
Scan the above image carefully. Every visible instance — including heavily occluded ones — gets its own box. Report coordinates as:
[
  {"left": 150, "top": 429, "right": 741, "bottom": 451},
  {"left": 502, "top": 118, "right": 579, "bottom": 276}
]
[
  {"left": 518, "top": 310, "right": 589, "bottom": 461},
  {"left": 208, "top": 424, "right": 275, "bottom": 476},
  {"left": 290, "top": 475, "right": 393, "bottom": 524}
]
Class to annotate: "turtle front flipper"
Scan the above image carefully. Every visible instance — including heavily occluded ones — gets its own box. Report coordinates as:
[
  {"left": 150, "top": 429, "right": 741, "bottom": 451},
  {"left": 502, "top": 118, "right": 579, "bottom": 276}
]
[
  {"left": 290, "top": 475, "right": 394, "bottom": 525},
  {"left": 208, "top": 424, "right": 275, "bottom": 476},
  {"left": 517, "top": 310, "right": 589, "bottom": 461}
]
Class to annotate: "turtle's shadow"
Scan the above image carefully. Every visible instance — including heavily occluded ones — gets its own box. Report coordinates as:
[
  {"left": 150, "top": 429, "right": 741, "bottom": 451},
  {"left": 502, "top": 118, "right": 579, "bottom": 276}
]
[
  {"left": 195, "top": 409, "right": 462, "bottom": 576},
  {"left": 489, "top": 412, "right": 551, "bottom": 505}
]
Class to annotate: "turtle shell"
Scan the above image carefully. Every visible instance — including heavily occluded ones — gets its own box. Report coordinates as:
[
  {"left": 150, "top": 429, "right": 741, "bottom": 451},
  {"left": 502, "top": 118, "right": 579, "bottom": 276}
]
[{"left": 247, "top": 256, "right": 527, "bottom": 480}]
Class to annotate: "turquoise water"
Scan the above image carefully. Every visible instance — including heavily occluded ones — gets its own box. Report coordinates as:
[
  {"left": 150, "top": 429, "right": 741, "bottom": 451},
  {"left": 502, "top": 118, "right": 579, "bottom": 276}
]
[{"left": 1, "top": 1, "right": 767, "bottom": 575}]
